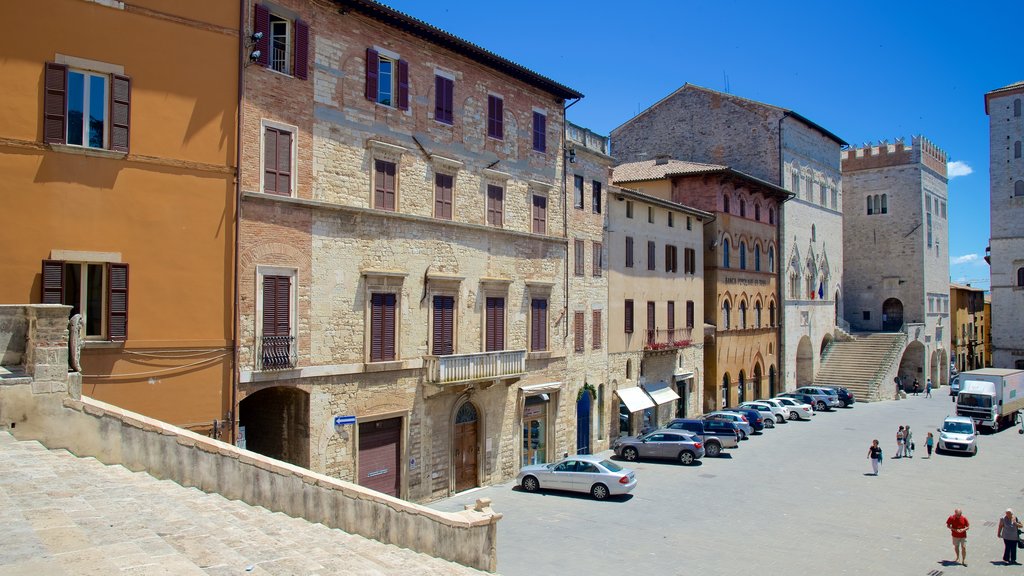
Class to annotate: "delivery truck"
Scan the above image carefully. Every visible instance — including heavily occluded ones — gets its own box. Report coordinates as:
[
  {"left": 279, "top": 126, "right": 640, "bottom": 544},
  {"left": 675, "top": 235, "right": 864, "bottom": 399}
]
[{"left": 955, "top": 368, "right": 1024, "bottom": 431}]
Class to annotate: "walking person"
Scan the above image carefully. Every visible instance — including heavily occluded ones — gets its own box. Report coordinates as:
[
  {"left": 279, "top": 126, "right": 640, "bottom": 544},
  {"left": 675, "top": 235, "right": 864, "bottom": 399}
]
[
  {"left": 925, "top": 432, "right": 934, "bottom": 458},
  {"left": 895, "top": 426, "right": 905, "bottom": 458},
  {"left": 926, "top": 378, "right": 933, "bottom": 398},
  {"left": 998, "top": 509, "right": 1022, "bottom": 564},
  {"left": 905, "top": 426, "right": 914, "bottom": 458},
  {"left": 947, "top": 508, "right": 970, "bottom": 565},
  {"left": 867, "top": 439, "right": 882, "bottom": 475},
  {"left": 913, "top": 377, "right": 920, "bottom": 395}
]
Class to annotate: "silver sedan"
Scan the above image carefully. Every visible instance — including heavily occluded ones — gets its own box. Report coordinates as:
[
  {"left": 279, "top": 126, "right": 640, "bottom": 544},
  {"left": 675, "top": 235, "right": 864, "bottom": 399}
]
[
  {"left": 612, "top": 430, "right": 705, "bottom": 465},
  {"left": 516, "top": 454, "right": 637, "bottom": 500}
]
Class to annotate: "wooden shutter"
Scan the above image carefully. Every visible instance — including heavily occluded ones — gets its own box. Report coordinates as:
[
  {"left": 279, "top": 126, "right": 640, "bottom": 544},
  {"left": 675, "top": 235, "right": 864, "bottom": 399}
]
[
  {"left": 43, "top": 63, "right": 67, "bottom": 145},
  {"left": 532, "top": 194, "right": 546, "bottom": 234},
  {"left": 375, "top": 160, "right": 395, "bottom": 210},
  {"left": 432, "top": 295, "right": 454, "bottom": 355},
  {"left": 647, "top": 301, "right": 655, "bottom": 334},
  {"left": 574, "top": 311, "right": 584, "bottom": 352},
  {"left": 487, "top": 185, "right": 502, "bottom": 226},
  {"left": 533, "top": 112, "right": 546, "bottom": 152},
  {"left": 109, "top": 74, "right": 131, "bottom": 153},
  {"left": 574, "top": 240, "right": 584, "bottom": 275},
  {"left": 624, "top": 300, "right": 634, "bottom": 334},
  {"left": 365, "top": 48, "right": 379, "bottom": 100},
  {"left": 592, "top": 181, "right": 601, "bottom": 214},
  {"left": 108, "top": 263, "right": 129, "bottom": 342},
  {"left": 262, "top": 276, "right": 277, "bottom": 336},
  {"left": 276, "top": 130, "right": 292, "bottom": 194},
  {"left": 254, "top": 4, "right": 271, "bottom": 67},
  {"left": 397, "top": 59, "right": 409, "bottom": 110},
  {"left": 488, "top": 95, "right": 503, "bottom": 139},
  {"left": 263, "top": 128, "right": 277, "bottom": 193},
  {"left": 435, "top": 173, "right": 452, "bottom": 219},
  {"left": 293, "top": 19, "right": 309, "bottom": 80},
  {"left": 262, "top": 275, "right": 291, "bottom": 341},
  {"left": 531, "top": 299, "right": 547, "bottom": 351},
  {"left": 485, "top": 297, "right": 504, "bottom": 352},
  {"left": 667, "top": 301, "right": 675, "bottom": 332},
  {"left": 625, "top": 237, "right": 634, "bottom": 268},
  {"left": 433, "top": 75, "right": 453, "bottom": 123},
  {"left": 592, "top": 310, "right": 601, "bottom": 349},
  {"left": 41, "top": 260, "right": 64, "bottom": 304},
  {"left": 687, "top": 301, "right": 695, "bottom": 329},
  {"left": 383, "top": 293, "right": 395, "bottom": 360},
  {"left": 592, "top": 241, "right": 602, "bottom": 276},
  {"left": 371, "top": 293, "right": 396, "bottom": 361},
  {"left": 648, "top": 241, "right": 656, "bottom": 270}
]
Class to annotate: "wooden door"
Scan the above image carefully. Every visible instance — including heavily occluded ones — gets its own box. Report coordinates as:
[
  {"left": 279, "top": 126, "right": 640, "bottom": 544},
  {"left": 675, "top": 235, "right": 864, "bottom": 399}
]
[{"left": 454, "top": 403, "right": 479, "bottom": 492}]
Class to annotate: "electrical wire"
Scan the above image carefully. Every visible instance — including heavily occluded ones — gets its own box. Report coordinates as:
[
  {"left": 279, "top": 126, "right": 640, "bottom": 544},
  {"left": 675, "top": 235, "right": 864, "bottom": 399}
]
[{"left": 80, "top": 352, "right": 230, "bottom": 379}]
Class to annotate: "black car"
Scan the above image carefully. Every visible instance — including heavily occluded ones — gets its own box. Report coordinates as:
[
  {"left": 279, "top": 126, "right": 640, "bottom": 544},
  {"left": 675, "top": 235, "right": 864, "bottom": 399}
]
[
  {"left": 723, "top": 407, "right": 765, "bottom": 431},
  {"left": 819, "top": 386, "right": 855, "bottom": 408},
  {"left": 663, "top": 418, "right": 739, "bottom": 457}
]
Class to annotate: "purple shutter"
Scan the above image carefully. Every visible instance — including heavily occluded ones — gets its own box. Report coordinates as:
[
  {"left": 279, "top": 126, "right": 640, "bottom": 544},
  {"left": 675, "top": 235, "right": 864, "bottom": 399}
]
[
  {"left": 277, "top": 130, "right": 292, "bottom": 194},
  {"left": 293, "top": 19, "right": 309, "bottom": 80},
  {"left": 109, "top": 74, "right": 131, "bottom": 152},
  {"left": 435, "top": 76, "right": 453, "bottom": 124},
  {"left": 262, "top": 276, "right": 278, "bottom": 336},
  {"left": 397, "top": 59, "right": 409, "bottom": 110},
  {"left": 533, "top": 112, "right": 546, "bottom": 152},
  {"left": 365, "top": 48, "right": 379, "bottom": 100},
  {"left": 41, "top": 260, "right": 64, "bottom": 304},
  {"left": 43, "top": 63, "right": 67, "bottom": 145},
  {"left": 254, "top": 4, "right": 270, "bottom": 67},
  {"left": 108, "top": 263, "right": 129, "bottom": 341},
  {"left": 263, "top": 128, "right": 277, "bottom": 193}
]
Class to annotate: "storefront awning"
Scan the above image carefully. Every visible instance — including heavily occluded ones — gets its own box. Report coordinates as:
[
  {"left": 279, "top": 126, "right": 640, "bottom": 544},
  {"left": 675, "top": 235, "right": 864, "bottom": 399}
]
[
  {"left": 520, "top": 382, "right": 563, "bottom": 394},
  {"left": 673, "top": 370, "right": 695, "bottom": 381},
  {"left": 643, "top": 381, "right": 681, "bottom": 405},
  {"left": 616, "top": 386, "right": 655, "bottom": 413}
]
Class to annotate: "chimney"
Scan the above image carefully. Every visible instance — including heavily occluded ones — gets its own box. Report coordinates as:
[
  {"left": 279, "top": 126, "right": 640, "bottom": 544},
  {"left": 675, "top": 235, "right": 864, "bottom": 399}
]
[{"left": 654, "top": 154, "right": 671, "bottom": 166}]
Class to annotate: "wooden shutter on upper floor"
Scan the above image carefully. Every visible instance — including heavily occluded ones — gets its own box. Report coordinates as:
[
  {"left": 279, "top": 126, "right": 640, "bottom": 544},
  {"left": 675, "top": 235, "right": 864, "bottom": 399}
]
[
  {"left": 646, "top": 301, "right": 655, "bottom": 334},
  {"left": 625, "top": 237, "right": 634, "bottom": 268},
  {"left": 262, "top": 275, "right": 291, "bottom": 340},
  {"left": 531, "top": 299, "right": 547, "bottom": 351},
  {"left": 624, "top": 300, "right": 634, "bottom": 334},
  {"left": 487, "top": 95, "right": 503, "bottom": 139},
  {"left": 293, "top": 19, "right": 309, "bottom": 80},
  {"left": 254, "top": 4, "right": 271, "bottom": 67},
  {"left": 382, "top": 293, "right": 395, "bottom": 361},
  {"left": 43, "top": 63, "right": 67, "bottom": 145},
  {"left": 41, "top": 260, "right": 64, "bottom": 304},
  {"left": 592, "top": 310, "right": 601, "bottom": 349},
  {"left": 374, "top": 160, "right": 395, "bottom": 210},
  {"left": 667, "top": 301, "right": 675, "bottom": 331},
  {"left": 687, "top": 301, "right": 695, "bottom": 329},
  {"left": 435, "top": 173, "right": 453, "bottom": 219},
  {"left": 533, "top": 112, "right": 546, "bottom": 152},
  {"left": 485, "top": 297, "right": 504, "bottom": 352},
  {"left": 432, "top": 295, "right": 454, "bottom": 356},
  {"left": 397, "top": 59, "right": 409, "bottom": 110},
  {"left": 109, "top": 74, "right": 131, "bottom": 153},
  {"left": 263, "top": 128, "right": 291, "bottom": 195},
  {"left": 365, "top": 48, "right": 379, "bottom": 100},
  {"left": 574, "top": 311, "right": 584, "bottom": 352},
  {"left": 434, "top": 75, "right": 453, "bottom": 124},
  {"left": 574, "top": 240, "right": 584, "bottom": 275},
  {"left": 487, "top": 185, "right": 503, "bottom": 226},
  {"left": 532, "top": 195, "right": 546, "bottom": 234},
  {"left": 370, "top": 292, "right": 396, "bottom": 362},
  {"left": 107, "top": 263, "right": 129, "bottom": 341}
]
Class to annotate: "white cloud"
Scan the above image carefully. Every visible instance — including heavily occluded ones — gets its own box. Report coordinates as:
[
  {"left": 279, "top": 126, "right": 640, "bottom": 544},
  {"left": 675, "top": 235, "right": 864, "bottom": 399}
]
[
  {"left": 951, "top": 254, "right": 978, "bottom": 265},
  {"left": 948, "top": 161, "right": 973, "bottom": 178}
]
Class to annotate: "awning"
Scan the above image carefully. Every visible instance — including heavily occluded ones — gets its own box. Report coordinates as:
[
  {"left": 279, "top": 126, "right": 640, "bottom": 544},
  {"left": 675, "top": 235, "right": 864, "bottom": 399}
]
[
  {"left": 520, "top": 382, "right": 563, "bottom": 394},
  {"left": 643, "top": 381, "right": 681, "bottom": 405},
  {"left": 616, "top": 386, "right": 655, "bottom": 412},
  {"left": 673, "top": 370, "right": 695, "bottom": 381}
]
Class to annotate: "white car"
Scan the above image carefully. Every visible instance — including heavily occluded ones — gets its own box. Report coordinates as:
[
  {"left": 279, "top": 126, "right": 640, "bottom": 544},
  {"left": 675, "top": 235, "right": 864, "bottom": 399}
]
[
  {"left": 772, "top": 397, "right": 814, "bottom": 420},
  {"left": 936, "top": 416, "right": 978, "bottom": 456},
  {"left": 739, "top": 402, "right": 780, "bottom": 428},
  {"left": 753, "top": 398, "right": 789, "bottom": 423}
]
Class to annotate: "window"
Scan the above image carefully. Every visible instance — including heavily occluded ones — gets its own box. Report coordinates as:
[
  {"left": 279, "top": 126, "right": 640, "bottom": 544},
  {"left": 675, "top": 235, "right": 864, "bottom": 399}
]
[
  {"left": 592, "top": 181, "right": 602, "bottom": 214},
  {"left": 1015, "top": 98, "right": 1022, "bottom": 117},
  {"left": 754, "top": 246, "right": 761, "bottom": 272},
  {"left": 1017, "top": 141, "right": 1023, "bottom": 159},
  {"left": 626, "top": 201, "right": 634, "bottom": 218},
  {"left": 668, "top": 212, "right": 674, "bottom": 227},
  {"left": 485, "top": 297, "right": 505, "bottom": 351},
  {"left": 755, "top": 301, "right": 762, "bottom": 328},
  {"left": 435, "top": 173, "right": 453, "bottom": 219},
  {"left": 254, "top": 5, "right": 309, "bottom": 79},
  {"left": 41, "top": 260, "right": 128, "bottom": 340},
  {"left": 819, "top": 182, "right": 826, "bottom": 205},
  {"left": 592, "top": 241, "right": 603, "bottom": 277},
  {"left": 667, "top": 301, "right": 675, "bottom": 333},
  {"left": 1016, "top": 181, "right": 1024, "bottom": 197},
  {"left": 1018, "top": 267, "right": 1024, "bottom": 287},
  {"left": 431, "top": 295, "right": 455, "bottom": 355},
  {"left": 574, "top": 175, "right": 584, "bottom": 209},
  {"left": 721, "top": 300, "right": 730, "bottom": 329},
  {"left": 44, "top": 62, "right": 131, "bottom": 152},
  {"left": 646, "top": 301, "right": 656, "bottom": 342},
  {"left": 722, "top": 239, "right": 730, "bottom": 268},
  {"left": 867, "top": 196, "right": 873, "bottom": 215},
  {"left": 592, "top": 310, "right": 602, "bottom": 349},
  {"left": 739, "top": 241, "right": 747, "bottom": 270},
  {"left": 263, "top": 124, "right": 293, "bottom": 196},
  {"left": 881, "top": 194, "right": 887, "bottom": 214},
  {"left": 684, "top": 248, "right": 696, "bottom": 274},
  {"left": 665, "top": 244, "right": 678, "bottom": 273},
  {"left": 739, "top": 301, "right": 747, "bottom": 329},
  {"left": 768, "top": 208, "right": 775, "bottom": 225},
  {"left": 686, "top": 216, "right": 692, "bottom": 230},
  {"left": 530, "top": 298, "right": 548, "bottom": 351},
  {"left": 574, "top": 311, "right": 585, "bottom": 352},
  {"left": 754, "top": 204, "right": 761, "bottom": 221},
  {"left": 625, "top": 236, "right": 634, "bottom": 268},
  {"left": 370, "top": 292, "right": 397, "bottom": 362},
  {"left": 831, "top": 186, "right": 839, "bottom": 209},
  {"left": 722, "top": 195, "right": 730, "bottom": 213},
  {"left": 769, "top": 301, "right": 776, "bottom": 326},
  {"left": 927, "top": 212, "right": 933, "bottom": 247},
  {"left": 487, "top": 95, "right": 504, "bottom": 139},
  {"left": 365, "top": 49, "right": 408, "bottom": 109},
  {"left": 487, "top": 184, "right": 503, "bottom": 226},
  {"left": 791, "top": 169, "right": 800, "bottom": 195},
  {"left": 533, "top": 111, "right": 546, "bottom": 152},
  {"left": 739, "top": 199, "right": 746, "bottom": 218},
  {"left": 647, "top": 241, "right": 656, "bottom": 271},
  {"left": 941, "top": 201, "right": 947, "bottom": 218},
  {"left": 648, "top": 206, "right": 654, "bottom": 223},
  {"left": 532, "top": 194, "right": 547, "bottom": 234},
  {"left": 624, "top": 299, "right": 634, "bottom": 333},
  {"left": 574, "top": 239, "right": 585, "bottom": 276},
  {"left": 811, "top": 224, "right": 816, "bottom": 242},
  {"left": 434, "top": 75, "right": 454, "bottom": 124},
  {"left": 768, "top": 246, "right": 775, "bottom": 272},
  {"left": 863, "top": 310, "right": 870, "bottom": 321},
  {"left": 686, "top": 301, "right": 694, "bottom": 329},
  {"left": 374, "top": 159, "right": 396, "bottom": 211},
  {"left": 260, "top": 272, "right": 293, "bottom": 369}
]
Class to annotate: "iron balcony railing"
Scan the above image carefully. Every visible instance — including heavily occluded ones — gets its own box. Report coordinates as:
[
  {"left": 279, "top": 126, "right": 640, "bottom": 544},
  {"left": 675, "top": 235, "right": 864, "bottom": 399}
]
[
  {"left": 259, "top": 335, "right": 296, "bottom": 370},
  {"left": 644, "top": 328, "right": 694, "bottom": 351},
  {"left": 424, "top": 349, "right": 526, "bottom": 384}
]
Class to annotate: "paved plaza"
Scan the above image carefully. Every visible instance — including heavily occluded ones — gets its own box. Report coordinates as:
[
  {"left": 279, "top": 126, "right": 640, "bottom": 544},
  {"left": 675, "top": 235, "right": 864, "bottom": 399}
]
[{"left": 432, "top": 391, "right": 1024, "bottom": 576}]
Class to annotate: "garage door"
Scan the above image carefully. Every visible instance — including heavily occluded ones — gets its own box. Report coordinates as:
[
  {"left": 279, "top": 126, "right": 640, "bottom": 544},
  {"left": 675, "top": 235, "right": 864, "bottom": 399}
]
[{"left": 358, "top": 418, "right": 401, "bottom": 497}]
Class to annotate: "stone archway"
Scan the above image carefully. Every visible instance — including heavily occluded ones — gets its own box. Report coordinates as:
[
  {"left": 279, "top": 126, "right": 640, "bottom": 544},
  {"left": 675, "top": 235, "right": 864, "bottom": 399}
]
[
  {"left": 738, "top": 370, "right": 746, "bottom": 404},
  {"left": 796, "top": 336, "right": 814, "bottom": 386},
  {"left": 769, "top": 365, "right": 777, "bottom": 397},
  {"left": 898, "top": 340, "right": 926, "bottom": 390},
  {"left": 752, "top": 363, "right": 764, "bottom": 399},
  {"left": 453, "top": 401, "right": 480, "bottom": 492},
  {"left": 882, "top": 298, "right": 904, "bottom": 332},
  {"left": 939, "top": 349, "right": 950, "bottom": 385},
  {"left": 239, "top": 386, "right": 310, "bottom": 468},
  {"left": 820, "top": 333, "right": 834, "bottom": 358}
]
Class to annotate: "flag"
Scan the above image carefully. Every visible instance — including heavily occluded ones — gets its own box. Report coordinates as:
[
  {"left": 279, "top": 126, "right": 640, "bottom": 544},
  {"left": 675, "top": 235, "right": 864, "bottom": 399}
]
[{"left": 818, "top": 282, "right": 824, "bottom": 299}]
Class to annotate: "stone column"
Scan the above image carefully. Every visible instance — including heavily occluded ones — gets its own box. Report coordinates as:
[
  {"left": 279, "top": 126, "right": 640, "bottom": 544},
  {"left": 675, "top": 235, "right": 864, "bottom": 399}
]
[{"left": 25, "top": 305, "right": 74, "bottom": 397}]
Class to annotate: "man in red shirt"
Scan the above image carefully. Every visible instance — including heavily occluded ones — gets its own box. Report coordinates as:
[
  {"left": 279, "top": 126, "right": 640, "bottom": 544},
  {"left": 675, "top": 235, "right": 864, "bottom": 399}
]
[{"left": 947, "top": 508, "right": 970, "bottom": 565}]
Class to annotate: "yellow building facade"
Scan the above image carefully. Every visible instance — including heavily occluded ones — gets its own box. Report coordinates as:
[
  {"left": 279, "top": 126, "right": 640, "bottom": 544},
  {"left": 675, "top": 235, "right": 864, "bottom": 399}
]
[{"left": 950, "top": 283, "right": 987, "bottom": 371}]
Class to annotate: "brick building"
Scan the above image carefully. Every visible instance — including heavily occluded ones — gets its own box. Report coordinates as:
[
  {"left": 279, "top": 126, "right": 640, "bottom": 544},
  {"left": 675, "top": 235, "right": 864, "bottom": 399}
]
[{"left": 235, "top": 0, "right": 581, "bottom": 502}]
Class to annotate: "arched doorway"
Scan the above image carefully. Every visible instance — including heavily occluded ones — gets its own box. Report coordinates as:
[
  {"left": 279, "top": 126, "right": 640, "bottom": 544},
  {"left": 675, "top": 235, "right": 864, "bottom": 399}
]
[
  {"left": 882, "top": 298, "right": 904, "bottom": 331},
  {"left": 737, "top": 370, "right": 746, "bottom": 404},
  {"left": 454, "top": 402, "right": 480, "bottom": 493},
  {"left": 721, "top": 373, "right": 730, "bottom": 409},
  {"left": 897, "top": 341, "right": 926, "bottom": 391},
  {"left": 768, "top": 365, "right": 777, "bottom": 397},
  {"left": 820, "top": 333, "right": 834, "bottom": 358},
  {"left": 796, "top": 336, "right": 813, "bottom": 386},
  {"left": 238, "top": 386, "right": 310, "bottom": 468},
  {"left": 753, "top": 363, "right": 764, "bottom": 399},
  {"left": 939, "top": 350, "right": 950, "bottom": 385},
  {"left": 834, "top": 290, "right": 841, "bottom": 324},
  {"left": 576, "top": 387, "right": 593, "bottom": 455}
]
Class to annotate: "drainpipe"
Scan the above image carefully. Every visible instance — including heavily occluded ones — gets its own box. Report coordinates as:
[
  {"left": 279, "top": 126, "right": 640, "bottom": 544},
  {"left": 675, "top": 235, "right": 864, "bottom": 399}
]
[
  {"left": 230, "top": 0, "right": 247, "bottom": 444},
  {"left": 562, "top": 97, "right": 581, "bottom": 342},
  {"left": 777, "top": 112, "right": 789, "bottom": 391}
]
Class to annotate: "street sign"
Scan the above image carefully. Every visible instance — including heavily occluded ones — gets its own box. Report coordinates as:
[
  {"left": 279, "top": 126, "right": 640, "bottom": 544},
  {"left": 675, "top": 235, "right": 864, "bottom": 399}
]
[{"left": 334, "top": 415, "right": 356, "bottom": 426}]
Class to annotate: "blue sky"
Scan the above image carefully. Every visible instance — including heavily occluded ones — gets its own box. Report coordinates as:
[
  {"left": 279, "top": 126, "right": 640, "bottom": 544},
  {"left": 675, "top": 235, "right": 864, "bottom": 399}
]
[{"left": 386, "top": 0, "right": 1023, "bottom": 290}]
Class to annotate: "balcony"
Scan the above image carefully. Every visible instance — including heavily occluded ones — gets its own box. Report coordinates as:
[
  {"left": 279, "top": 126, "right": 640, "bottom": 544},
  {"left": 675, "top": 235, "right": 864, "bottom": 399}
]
[
  {"left": 258, "top": 335, "right": 296, "bottom": 370},
  {"left": 424, "top": 349, "right": 526, "bottom": 385},
  {"left": 644, "top": 328, "right": 694, "bottom": 352}
]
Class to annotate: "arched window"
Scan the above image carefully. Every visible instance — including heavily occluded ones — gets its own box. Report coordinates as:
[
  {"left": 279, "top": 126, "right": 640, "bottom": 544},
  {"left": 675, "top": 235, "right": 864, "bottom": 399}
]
[
  {"left": 1016, "top": 180, "right": 1024, "bottom": 197},
  {"left": 819, "top": 182, "right": 826, "bottom": 205},
  {"left": 811, "top": 224, "right": 816, "bottom": 242},
  {"left": 1016, "top": 98, "right": 1022, "bottom": 117},
  {"left": 768, "top": 246, "right": 775, "bottom": 272},
  {"left": 769, "top": 301, "right": 776, "bottom": 326},
  {"left": 754, "top": 204, "right": 761, "bottom": 221},
  {"left": 723, "top": 194, "right": 730, "bottom": 213},
  {"left": 739, "top": 241, "right": 747, "bottom": 269},
  {"left": 739, "top": 300, "right": 747, "bottom": 328},
  {"left": 831, "top": 186, "right": 838, "bottom": 209},
  {"left": 873, "top": 195, "right": 881, "bottom": 215},
  {"left": 722, "top": 300, "right": 731, "bottom": 329},
  {"left": 881, "top": 194, "right": 888, "bottom": 214},
  {"left": 866, "top": 196, "right": 873, "bottom": 215},
  {"left": 723, "top": 239, "right": 730, "bottom": 268},
  {"left": 755, "top": 245, "right": 762, "bottom": 271},
  {"left": 755, "top": 301, "right": 763, "bottom": 328},
  {"left": 626, "top": 359, "right": 632, "bottom": 380},
  {"left": 1018, "top": 267, "right": 1024, "bottom": 287},
  {"left": 768, "top": 208, "right": 775, "bottom": 225},
  {"left": 1016, "top": 141, "right": 1022, "bottom": 159},
  {"left": 740, "top": 199, "right": 746, "bottom": 218}
]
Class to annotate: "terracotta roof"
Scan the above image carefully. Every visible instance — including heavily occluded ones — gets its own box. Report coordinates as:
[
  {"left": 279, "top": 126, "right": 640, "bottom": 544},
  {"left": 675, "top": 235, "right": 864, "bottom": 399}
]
[
  {"left": 612, "top": 159, "right": 727, "bottom": 183},
  {"left": 950, "top": 282, "right": 984, "bottom": 292}
]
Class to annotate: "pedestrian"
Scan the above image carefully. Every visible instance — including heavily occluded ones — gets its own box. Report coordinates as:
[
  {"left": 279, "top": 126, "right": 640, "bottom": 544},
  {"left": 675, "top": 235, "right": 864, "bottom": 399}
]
[
  {"left": 913, "top": 377, "right": 920, "bottom": 395},
  {"left": 998, "top": 508, "right": 1022, "bottom": 565},
  {"left": 925, "top": 432, "right": 934, "bottom": 458},
  {"left": 926, "top": 378, "right": 933, "bottom": 398},
  {"left": 895, "top": 426, "right": 905, "bottom": 458},
  {"left": 897, "top": 378, "right": 904, "bottom": 399},
  {"left": 905, "top": 425, "right": 914, "bottom": 458},
  {"left": 867, "top": 439, "right": 882, "bottom": 475},
  {"left": 947, "top": 508, "right": 970, "bottom": 566}
]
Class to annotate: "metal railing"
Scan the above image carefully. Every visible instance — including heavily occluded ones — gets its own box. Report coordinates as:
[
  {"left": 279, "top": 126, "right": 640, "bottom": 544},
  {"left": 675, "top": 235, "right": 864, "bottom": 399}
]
[
  {"left": 424, "top": 349, "right": 527, "bottom": 384},
  {"left": 643, "top": 328, "right": 694, "bottom": 351},
  {"left": 259, "top": 335, "right": 296, "bottom": 370}
]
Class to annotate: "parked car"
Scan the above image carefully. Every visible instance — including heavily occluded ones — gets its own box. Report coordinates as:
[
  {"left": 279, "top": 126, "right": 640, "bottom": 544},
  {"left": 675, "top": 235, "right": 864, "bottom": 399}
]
[
  {"left": 755, "top": 398, "right": 790, "bottom": 422},
  {"left": 663, "top": 418, "right": 739, "bottom": 457},
  {"left": 950, "top": 373, "right": 961, "bottom": 396},
  {"left": 936, "top": 416, "right": 978, "bottom": 456},
  {"left": 702, "top": 412, "right": 754, "bottom": 440},
  {"left": 777, "top": 392, "right": 821, "bottom": 412},
  {"left": 517, "top": 454, "right": 637, "bottom": 500},
  {"left": 723, "top": 407, "right": 765, "bottom": 431},
  {"left": 771, "top": 396, "right": 814, "bottom": 420},
  {"left": 818, "top": 386, "right": 856, "bottom": 408},
  {"left": 613, "top": 430, "right": 705, "bottom": 465},
  {"left": 792, "top": 387, "right": 838, "bottom": 411},
  {"left": 740, "top": 401, "right": 783, "bottom": 426}
]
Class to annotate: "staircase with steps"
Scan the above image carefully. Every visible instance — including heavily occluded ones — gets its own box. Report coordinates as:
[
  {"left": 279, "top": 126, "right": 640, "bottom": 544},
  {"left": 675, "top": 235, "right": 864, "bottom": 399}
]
[
  {"left": 814, "top": 332, "right": 907, "bottom": 402},
  {"left": 0, "top": 431, "right": 485, "bottom": 576}
]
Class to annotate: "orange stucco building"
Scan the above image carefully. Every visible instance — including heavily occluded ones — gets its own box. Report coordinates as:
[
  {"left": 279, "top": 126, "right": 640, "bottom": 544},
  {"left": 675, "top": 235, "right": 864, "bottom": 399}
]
[{"left": 0, "top": 0, "right": 239, "bottom": 436}]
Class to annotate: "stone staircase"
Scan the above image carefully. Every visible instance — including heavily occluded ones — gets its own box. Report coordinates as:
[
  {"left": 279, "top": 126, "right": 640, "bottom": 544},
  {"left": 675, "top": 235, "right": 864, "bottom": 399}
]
[
  {"left": 814, "top": 332, "right": 907, "bottom": 402},
  {"left": 0, "top": 432, "right": 485, "bottom": 576}
]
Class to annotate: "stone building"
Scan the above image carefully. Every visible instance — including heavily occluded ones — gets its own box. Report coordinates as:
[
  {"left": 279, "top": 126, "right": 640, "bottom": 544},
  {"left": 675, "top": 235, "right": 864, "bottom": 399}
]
[
  {"left": 984, "top": 82, "right": 1024, "bottom": 369},
  {"left": 614, "top": 159, "right": 784, "bottom": 410},
  {"left": 841, "top": 137, "right": 952, "bottom": 386},
  {"left": 610, "top": 83, "right": 844, "bottom": 391},
  {"left": 236, "top": 0, "right": 581, "bottom": 502},
  {"left": 0, "top": 0, "right": 238, "bottom": 436},
  {"left": 949, "top": 283, "right": 987, "bottom": 371}
]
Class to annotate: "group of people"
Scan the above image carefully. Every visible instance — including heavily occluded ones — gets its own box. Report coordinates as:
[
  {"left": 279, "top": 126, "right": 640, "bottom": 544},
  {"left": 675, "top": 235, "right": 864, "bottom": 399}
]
[
  {"left": 944, "top": 508, "right": 1023, "bottom": 566},
  {"left": 866, "top": 426, "right": 935, "bottom": 475},
  {"left": 895, "top": 376, "right": 934, "bottom": 398}
]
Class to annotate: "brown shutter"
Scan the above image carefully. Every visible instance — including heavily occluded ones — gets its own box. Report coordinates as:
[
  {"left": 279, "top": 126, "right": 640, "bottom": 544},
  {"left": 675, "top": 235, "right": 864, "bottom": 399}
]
[
  {"left": 375, "top": 160, "right": 395, "bottom": 210},
  {"left": 43, "top": 63, "right": 67, "bottom": 145},
  {"left": 574, "top": 239, "right": 584, "bottom": 276},
  {"left": 432, "top": 295, "right": 454, "bottom": 355},
  {"left": 485, "top": 297, "right": 504, "bottom": 352},
  {"left": 592, "top": 310, "right": 601, "bottom": 349},
  {"left": 365, "top": 48, "right": 379, "bottom": 100},
  {"left": 687, "top": 301, "right": 695, "bottom": 329},
  {"left": 41, "top": 260, "right": 64, "bottom": 304},
  {"left": 109, "top": 74, "right": 131, "bottom": 153},
  {"left": 263, "top": 128, "right": 277, "bottom": 193},
  {"left": 435, "top": 173, "right": 452, "bottom": 219},
  {"left": 383, "top": 293, "right": 396, "bottom": 361},
  {"left": 574, "top": 311, "right": 584, "bottom": 352},
  {"left": 494, "top": 96, "right": 503, "bottom": 139},
  {"left": 370, "top": 293, "right": 383, "bottom": 361},
  {"left": 531, "top": 299, "right": 547, "bottom": 351},
  {"left": 262, "top": 276, "right": 277, "bottom": 336},
  {"left": 293, "top": 19, "right": 309, "bottom": 80},
  {"left": 532, "top": 194, "right": 546, "bottom": 234},
  {"left": 667, "top": 301, "right": 675, "bottom": 332},
  {"left": 273, "top": 276, "right": 290, "bottom": 337},
  {"left": 625, "top": 237, "right": 634, "bottom": 268},
  {"left": 108, "top": 263, "right": 129, "bottom": 341},
  {"left": 434, "top": 75, "right": 445, "bottom": 121},
  {"left": 592, "top": 241, "right": 602, "bottom": 277},
  {"left": 487, "top": 185, "right": 503, "bottom": 226},
  {"left": 277, "top": 130, "right": 292, "bottom": 194},
  {"left": 254, "top": 4, "right": 271, "bottom": 67},
  {"left": 647, "top": 301, "right": 655, "bottom": 333},
  {"left": 624, "top": 300, "right": 634, "bottom": 333},
  {"left": 533, "top": 112, "right": 546, "bottom": 152},
  {"left": 648, "top": 241, "right": 656, "bottom": 270},
  {"left": 397, "top": 59, "right": 409, "bottom": 110}
]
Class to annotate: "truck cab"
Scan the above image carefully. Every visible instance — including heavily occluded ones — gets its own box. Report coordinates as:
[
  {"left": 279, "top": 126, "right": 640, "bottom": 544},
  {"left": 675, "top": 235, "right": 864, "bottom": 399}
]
[{"left": 955, "top": 368, "right": 1024, "bottom": 431}]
